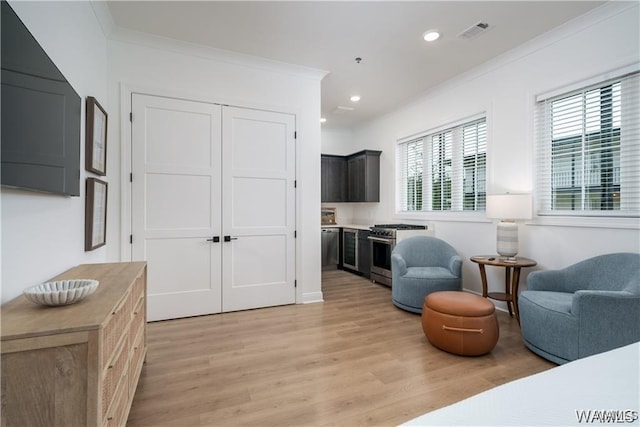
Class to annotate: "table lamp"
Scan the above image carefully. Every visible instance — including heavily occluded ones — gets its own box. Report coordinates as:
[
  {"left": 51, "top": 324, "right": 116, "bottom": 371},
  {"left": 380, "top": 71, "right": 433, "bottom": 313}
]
[{"left": 486, "top": 193, "right": 532, "bottom": 259}]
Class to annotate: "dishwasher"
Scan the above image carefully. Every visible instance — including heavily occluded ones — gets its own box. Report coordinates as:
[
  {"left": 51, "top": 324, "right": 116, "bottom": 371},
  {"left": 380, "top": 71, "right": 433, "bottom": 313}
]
[{"left": 321, "top": 228, "right": 340, "bottom": 270}]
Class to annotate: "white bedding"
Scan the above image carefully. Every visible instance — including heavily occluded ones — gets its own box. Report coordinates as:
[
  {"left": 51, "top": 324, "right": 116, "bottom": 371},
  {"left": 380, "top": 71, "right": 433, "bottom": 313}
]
[{"left": 403, "top": 342, "right": 640, "bottom": 426}]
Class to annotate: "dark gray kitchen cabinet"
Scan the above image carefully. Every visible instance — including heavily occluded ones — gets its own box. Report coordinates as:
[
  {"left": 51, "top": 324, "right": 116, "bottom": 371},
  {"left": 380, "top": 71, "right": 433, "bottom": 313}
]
[
  {"left": 321, "top": 155, "right": 347, "bottom": 202},
  {"left": 347, "top": 150, "right": 381, "bottom": 202},
  {"left": 321, "top": 150, "right": 381, "bottom": 203}
]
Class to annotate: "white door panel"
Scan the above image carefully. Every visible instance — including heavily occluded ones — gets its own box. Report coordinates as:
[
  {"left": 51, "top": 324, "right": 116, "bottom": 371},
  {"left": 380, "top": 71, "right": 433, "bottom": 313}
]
[
  {"left": 145, "top": 107, "right": 213, "bottom": 167},
  {"left": 230, "top": 235, "right": 287, "bottom": 287},
  {"left": 145, "top": 173, "right": 212, "bottom": 230},
  {"left": 146, "top": 238, "right": 214, "bottom": 294},
  {"left": 132, "top": 94, "right": 222, "bottom": 321},
  {"left": 145, "top": 240, "right": 221, "bottom": 320},
  {"left": 232, "top": 177, "right": 287, "bottom": 228},
  {"left": 222, "top": 107, "right": 296, "bottom": 312},
  {"left": 232, "top": 119, "right": 288, "bottom": 172},
  {"left": 224, "top": 235, "right": 292, "bottom": 312}
]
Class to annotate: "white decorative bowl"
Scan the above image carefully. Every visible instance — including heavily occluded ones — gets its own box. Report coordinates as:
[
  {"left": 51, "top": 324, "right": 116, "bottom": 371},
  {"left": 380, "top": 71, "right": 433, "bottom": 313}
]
[{"left": 23, "top": 279, "right": 99, "bottom": 306}]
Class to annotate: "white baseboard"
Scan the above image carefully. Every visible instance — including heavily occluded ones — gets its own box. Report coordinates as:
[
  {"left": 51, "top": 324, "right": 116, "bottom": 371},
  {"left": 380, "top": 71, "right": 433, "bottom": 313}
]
[{"left": 301, "top": 292, "right": 324, "bottom": 304}]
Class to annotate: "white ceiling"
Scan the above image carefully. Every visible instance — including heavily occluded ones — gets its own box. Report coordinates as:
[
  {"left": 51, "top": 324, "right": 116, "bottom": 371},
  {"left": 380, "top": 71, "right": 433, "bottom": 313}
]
[{"left": 106, "top": 1, "right": 605, "bottom": 128}]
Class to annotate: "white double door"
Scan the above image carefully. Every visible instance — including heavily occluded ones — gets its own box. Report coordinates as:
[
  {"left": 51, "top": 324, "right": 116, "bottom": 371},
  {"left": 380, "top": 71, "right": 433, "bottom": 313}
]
[{"left": 131, "top": 94, "right": 296, "bottom": 321}]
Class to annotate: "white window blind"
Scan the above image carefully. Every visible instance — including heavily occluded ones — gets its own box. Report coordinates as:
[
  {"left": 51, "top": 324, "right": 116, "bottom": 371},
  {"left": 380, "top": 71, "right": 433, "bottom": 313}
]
[
  {"left": 535, "top": 71, "right": 640, "bottom": 217},
  {"left": 397, "top": 117, "right": 486, "bottom": 212},
  {"left": 397, "top": 137, "right": 424, "bottom": 211},
  {"left": 430, "top": 131, "right": 453, "bottom": 210},
  {"left": 462, "top": 120, "right": 487, "bottom": 211}
]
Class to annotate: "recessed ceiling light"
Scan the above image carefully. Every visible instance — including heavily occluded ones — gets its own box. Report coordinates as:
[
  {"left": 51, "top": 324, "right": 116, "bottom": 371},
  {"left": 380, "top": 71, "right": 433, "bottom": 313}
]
[
  {"left": 423, "top": 30, "right": 440, "bottom": 42},
  {"left": 350, "top": 95, "right": 361, "bottom": 103},
  {"left": 320, "top": 117, "right": 327, "bottom": 123}
]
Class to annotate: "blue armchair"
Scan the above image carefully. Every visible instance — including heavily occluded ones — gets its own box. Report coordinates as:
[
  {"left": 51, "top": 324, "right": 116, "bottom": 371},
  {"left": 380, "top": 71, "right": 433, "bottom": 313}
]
[
  {"left": 391, "top": 236, "right": 462, "bottom": 313},
  {"left": 519, "top": 253, "right": 640, "bottom": 364}
]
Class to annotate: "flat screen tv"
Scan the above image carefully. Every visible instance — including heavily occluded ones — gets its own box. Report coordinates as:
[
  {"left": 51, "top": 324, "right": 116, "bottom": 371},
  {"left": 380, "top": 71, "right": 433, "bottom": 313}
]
[{"left": 1, "top": 0, "right": 81, "bottom": 196}]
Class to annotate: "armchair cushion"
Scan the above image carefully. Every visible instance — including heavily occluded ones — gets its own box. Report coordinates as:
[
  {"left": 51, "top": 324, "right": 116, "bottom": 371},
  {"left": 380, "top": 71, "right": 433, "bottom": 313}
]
[
  {"left": 391, "top": 236, "right": 462, "bottom": 313},
  {"left": 522, "top": 291, "right": 573, "bottom": 316},
  {"left": 519, "top": 252, "right": 640, "bottom": 365},
  {"left": 405, "top": 267, "right": 456, "bottom": 280}
]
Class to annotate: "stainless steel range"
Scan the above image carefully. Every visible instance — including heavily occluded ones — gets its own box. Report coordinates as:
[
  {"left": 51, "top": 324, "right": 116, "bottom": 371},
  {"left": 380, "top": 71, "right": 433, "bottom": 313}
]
[{"left": 369, "top": 224, "right": 434, "bottom": 287}]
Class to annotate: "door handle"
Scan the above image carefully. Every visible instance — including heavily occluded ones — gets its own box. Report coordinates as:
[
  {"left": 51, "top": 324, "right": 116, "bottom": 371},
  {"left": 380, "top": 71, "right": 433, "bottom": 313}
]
[
  {"left": 206, "top": 236, "right": 220, "bottom": 243},
  {"left": 224, "top": 236, "right": 238, "bottom": 242},
  {"left": 368, "top": 236, "right": 394, "bottom": 244}
]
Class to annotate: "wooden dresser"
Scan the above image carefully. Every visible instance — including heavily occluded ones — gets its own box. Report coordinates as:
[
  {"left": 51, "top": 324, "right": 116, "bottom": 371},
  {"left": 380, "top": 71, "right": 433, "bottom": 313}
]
[{"left": 1, "top": 262, "right": 147, "bottom": 427}]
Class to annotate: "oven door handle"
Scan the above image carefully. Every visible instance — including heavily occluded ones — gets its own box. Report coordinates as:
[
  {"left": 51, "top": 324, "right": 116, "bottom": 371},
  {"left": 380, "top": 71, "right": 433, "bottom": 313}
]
[{"left": 368, "top": 236, "right": 394, "bottom": 244}]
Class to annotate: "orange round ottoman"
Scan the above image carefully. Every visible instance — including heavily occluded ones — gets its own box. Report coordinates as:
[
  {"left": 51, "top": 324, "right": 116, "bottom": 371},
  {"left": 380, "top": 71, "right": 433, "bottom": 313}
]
[{"left": 422, "top": 291, "right": 499, "bottom": 356}]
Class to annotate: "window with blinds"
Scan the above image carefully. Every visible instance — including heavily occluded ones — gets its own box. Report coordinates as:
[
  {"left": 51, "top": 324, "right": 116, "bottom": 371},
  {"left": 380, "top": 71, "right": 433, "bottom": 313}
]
[
  {"left": 397, "top": 117, "right": 486, "bottom": 212},
  {"left": 535, "top": 71, "right": 640, "bottom": 217}
]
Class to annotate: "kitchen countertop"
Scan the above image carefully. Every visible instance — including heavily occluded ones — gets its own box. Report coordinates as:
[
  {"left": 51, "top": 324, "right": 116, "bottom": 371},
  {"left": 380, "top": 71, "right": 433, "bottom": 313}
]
[{"left": 321, "top": 224, "right": 371, "bottom": 231}]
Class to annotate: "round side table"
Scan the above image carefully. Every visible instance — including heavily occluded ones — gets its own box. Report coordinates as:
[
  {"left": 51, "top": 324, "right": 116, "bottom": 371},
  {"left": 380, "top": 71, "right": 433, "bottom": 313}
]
[{"left": 470, "top": 256, "right": 537, "bottom": 322}]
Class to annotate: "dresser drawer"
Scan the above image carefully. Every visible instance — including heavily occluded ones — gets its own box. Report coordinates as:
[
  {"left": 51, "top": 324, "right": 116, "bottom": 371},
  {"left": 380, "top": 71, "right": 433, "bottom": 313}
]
[
  {"left": 129, "top": 295, "right": 145, "bottom": 344},
  {"left": 101, "top": 335, "right": 130, "bottom": 420},
  {"left": 102, "top": 291, "right": 132, "bottom": 370},
  {"left": 129, "top": 327, "right": 145, "bottom": 396},
  {"left": 103, "top": 378, "right": 129, "bottom": 427}
]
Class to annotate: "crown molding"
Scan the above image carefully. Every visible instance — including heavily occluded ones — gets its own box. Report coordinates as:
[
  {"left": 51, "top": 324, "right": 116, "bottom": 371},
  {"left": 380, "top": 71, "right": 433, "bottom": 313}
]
[
  {"left": 90, "top": 1, "right": 327, "bottom": 81},
  {"left": 89, "top": 1, "right": 116, "bottom": 38},
  {"left": 108, "top": 26, "right": 328, "bottom": 82}
]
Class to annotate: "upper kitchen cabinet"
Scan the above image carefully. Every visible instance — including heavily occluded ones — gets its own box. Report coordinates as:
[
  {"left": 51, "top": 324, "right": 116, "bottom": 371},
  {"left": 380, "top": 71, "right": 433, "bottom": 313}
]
[
  {"left": 347, "top": 150, "right": 381, "bottom": 202},
  {"left": 321, "top": 154, "right": 347, "bottom": 202},
  {"left": 321, "top": 150, "right": 381, "bottom": 203}
]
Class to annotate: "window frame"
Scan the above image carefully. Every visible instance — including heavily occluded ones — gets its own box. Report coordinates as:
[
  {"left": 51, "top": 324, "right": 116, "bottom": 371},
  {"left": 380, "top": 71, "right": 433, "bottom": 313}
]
[
  {"left": 532, "top": 66, "right": 640, "bottom": 229},
  {"left": 396, "top": 114, "right": 487, "bottom": 219}
]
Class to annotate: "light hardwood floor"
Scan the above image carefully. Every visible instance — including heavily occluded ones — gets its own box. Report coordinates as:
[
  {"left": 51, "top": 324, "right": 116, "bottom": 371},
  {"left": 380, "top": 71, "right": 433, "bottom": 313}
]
[{"left": 127, "top": 270, "right": 554, "bottom": 427}]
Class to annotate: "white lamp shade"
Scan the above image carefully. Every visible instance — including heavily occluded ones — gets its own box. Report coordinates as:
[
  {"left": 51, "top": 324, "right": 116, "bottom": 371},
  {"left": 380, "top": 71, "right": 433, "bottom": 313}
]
[{"left": 486, "top": 194, "right": 532, "bottom": 220}]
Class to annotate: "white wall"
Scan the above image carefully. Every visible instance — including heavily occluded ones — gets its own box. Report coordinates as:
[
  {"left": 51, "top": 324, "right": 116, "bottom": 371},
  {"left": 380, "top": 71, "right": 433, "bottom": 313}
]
[
  {"left": 321, "top": 126, "right": 353, "bottom": 156},
  {"left": 106, "top": 31, "right": 324, "bottom": 303},
  {"left": 1, "top": 1, "right": 109, "bottom": 303},
  {"left": 346, "top": 2, "right": 640, "bottom": 302}
]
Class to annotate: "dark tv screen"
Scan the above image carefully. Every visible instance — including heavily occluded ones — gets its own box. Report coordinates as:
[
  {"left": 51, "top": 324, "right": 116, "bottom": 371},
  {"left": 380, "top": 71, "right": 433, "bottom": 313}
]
[{"left": 1, "top": 0, "right": 81, "bottom": 196}]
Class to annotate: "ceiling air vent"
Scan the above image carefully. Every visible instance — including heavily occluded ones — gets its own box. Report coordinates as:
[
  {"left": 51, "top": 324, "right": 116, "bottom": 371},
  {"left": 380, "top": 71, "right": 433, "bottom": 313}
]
[
  {"left": 332, "top": 106, "right": 355, "bottom": 115},
  {"left": 458, "top": 21, "right": 490, "bottom": 40}
]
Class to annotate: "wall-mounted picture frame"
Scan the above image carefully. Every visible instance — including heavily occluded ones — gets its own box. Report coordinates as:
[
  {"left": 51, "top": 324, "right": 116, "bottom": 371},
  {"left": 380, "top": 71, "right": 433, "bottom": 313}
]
[
  {"left": 85, "top": 96, "right": 108, "bottom": 175},
  {"left": 85, "top": 178, "right": 108, "bottom": 251}
]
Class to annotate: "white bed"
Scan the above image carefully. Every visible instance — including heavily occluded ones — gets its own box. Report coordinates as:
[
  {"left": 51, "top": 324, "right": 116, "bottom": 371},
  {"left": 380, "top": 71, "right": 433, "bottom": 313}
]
[{"left": 403, "top": 342, "right": 640, "bottom": 426}]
